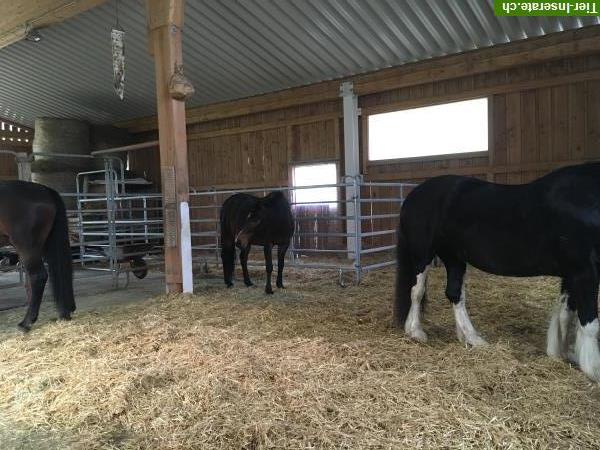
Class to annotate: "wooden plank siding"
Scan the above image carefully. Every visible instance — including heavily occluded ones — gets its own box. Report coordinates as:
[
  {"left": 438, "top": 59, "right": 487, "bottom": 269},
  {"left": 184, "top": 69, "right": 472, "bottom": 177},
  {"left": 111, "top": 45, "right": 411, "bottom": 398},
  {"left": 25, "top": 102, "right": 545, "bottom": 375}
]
[
  {"left": 0, "top": 118, "right": 33, "bottom": 180},
  {"left": 125, "top": 54, "right": 600, "bottom": 190},
  {"left": 127, "top": 101, "right": 343, "bottom": 254},
  {"left": 129, "top": 100, "right": 342, "bottom": 190},
  {"left": 361, "top": 54, "right": 600, "bottom": 185},
  {"left": 0, "top": 154, "right": 18, "bottom": 180}
]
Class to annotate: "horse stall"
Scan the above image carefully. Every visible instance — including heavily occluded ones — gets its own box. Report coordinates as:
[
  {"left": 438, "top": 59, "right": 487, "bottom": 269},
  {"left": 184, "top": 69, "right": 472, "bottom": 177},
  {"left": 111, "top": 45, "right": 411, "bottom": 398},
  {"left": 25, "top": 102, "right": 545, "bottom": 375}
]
[
  {"left": 2, "top": 2, "right": 600, "bottom": 449},
  {"left": 188, "top": 178, "right": 414, "bottom": 286}
]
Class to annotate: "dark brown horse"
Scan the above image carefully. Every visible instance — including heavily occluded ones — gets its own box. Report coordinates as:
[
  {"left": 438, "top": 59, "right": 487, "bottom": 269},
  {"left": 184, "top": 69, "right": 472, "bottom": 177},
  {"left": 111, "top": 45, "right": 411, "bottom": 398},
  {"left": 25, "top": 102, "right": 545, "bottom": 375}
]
[
  {"left": 0, "top": 180, "right": 75, "bottom": 331},
  {"left": 220, "top": 191, "right": 294, "bottom": 294}
]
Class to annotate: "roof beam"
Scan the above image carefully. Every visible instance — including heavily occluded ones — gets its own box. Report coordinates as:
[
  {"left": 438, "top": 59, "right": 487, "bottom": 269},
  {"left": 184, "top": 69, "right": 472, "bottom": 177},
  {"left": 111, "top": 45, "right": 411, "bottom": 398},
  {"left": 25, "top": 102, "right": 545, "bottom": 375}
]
[{"left": 0, "top": 0, "right": 108, "bottom": 49}]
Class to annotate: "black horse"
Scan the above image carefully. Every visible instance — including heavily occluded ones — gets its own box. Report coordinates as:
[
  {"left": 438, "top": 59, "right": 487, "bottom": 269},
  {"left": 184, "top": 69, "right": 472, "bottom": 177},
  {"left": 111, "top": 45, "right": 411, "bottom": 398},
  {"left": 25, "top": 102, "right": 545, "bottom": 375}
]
[
  {"left": 0, "top": 180, "right": 75, "bottom": 331},
  {"left": 394, "top": 163, "right": 600, "bottom": 382},
  {"left": 220, "top": 191, "right": 294, "bottom": 294}
]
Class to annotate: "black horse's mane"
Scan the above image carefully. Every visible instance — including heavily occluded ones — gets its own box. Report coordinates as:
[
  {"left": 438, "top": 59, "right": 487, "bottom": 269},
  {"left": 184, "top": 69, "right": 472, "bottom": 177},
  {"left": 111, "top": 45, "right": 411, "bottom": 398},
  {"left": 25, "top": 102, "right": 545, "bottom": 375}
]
[{"left": 262, "top": 190, "right": 287, "bottom": 203}]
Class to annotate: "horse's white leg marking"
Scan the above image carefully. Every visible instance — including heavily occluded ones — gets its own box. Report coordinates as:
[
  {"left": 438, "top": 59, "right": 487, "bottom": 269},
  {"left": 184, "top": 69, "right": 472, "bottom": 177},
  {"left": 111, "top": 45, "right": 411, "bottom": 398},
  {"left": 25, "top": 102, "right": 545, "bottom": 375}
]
[
  {"left": 575, "top": 319, "right": 600, "bottom": 382},
  {"left": 405, "top": 265, "right": 429, "bottom": 342},
  {"left": 547, "top": 293, "right": 571, "bottom": 359},
  {"left": 453, "top": 285, "right": 487, "bottom": 347},
  {"left": 559, "top": 297, "right": 575, "bottom": 354}
]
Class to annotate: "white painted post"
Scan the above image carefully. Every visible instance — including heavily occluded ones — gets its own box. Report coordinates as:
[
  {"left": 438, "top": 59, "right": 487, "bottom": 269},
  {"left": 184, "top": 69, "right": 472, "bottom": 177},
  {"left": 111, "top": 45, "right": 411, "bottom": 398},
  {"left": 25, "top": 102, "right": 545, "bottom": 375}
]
[
  {"left": 340, "top": 81, "right": 361, "bottom": 260},
  {"left": 180, "top": 201, "right": 194, "bottom": 293}
]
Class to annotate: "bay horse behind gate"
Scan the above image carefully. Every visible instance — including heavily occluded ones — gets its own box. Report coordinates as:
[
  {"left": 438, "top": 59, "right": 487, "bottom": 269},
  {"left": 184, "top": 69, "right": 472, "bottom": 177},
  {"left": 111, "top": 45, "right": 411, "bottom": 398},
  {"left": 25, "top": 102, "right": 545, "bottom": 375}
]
[
  {"left": 220, "top": 191, "right": 294, "bottom": 294},
  {"left": 0, "top": 180, "right": 75, "bottom": 331},
  {"left": 394, "top": 163, "right": 600, "bottom": 382}
]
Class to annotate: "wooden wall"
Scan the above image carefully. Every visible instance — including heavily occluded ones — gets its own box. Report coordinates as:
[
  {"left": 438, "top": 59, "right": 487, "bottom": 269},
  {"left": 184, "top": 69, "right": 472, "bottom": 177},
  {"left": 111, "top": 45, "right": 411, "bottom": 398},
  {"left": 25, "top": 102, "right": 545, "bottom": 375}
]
[
  {"left": 0, "top": 153, "right": 18, "bottom": 180},
  {"left": 123, "top": 28, "right": 600, "bottom": 253},
  {"left": 0, "top": 118, "right": 32, "bottom": 181},
  {"left": 127, "top": 102, "right": 343, "bottom": 253},
  {"left": 353, "top": 53, "right": 600, "bottom": 249},
  {"left": 129, "top": 101, "right": 341, "bottom": 190},
  {"left": 126, "top": 44, "right": 600, "bottom": 190},
  {"left": 360, "top": 54, "right": 600, "bottom": 184}
]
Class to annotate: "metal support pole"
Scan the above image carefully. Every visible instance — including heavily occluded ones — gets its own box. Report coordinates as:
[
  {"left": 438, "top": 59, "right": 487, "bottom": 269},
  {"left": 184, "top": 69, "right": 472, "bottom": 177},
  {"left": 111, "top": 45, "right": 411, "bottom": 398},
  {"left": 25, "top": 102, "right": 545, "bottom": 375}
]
[
  {"left": 105, "top": 160, "right": 118, "bottom": 288},
  {"left": 213, "top": 190, "right": 220, "bottom": 266},
  {"left": 286, "top": 188, "right": 297, "bottom": 266},
  {"left": 353, "top": 175, "right": 362, "bottom": 284},
  {"left": 340, "top": 81, "right": 361, "bottom": 259},
  {"left": 143, "top": 197, "right": 149, "bottom": 243}
]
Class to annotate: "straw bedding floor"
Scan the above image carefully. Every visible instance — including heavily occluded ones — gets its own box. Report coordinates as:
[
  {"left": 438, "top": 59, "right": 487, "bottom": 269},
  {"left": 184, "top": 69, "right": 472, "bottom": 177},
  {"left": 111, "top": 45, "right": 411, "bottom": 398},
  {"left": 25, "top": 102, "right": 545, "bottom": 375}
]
[{"left": 0, "top": 267, "right": 599, "bottom": 449}]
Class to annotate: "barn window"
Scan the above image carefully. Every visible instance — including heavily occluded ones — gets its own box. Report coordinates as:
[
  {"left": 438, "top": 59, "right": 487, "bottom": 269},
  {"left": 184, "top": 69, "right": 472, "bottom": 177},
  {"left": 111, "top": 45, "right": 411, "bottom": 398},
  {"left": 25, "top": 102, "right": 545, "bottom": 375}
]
[
  {"left": 368, "top": 98, "right": 488, "bottom": 161},
  {"left": 292, "top": 163, "right": 338, "bottom": 207}
]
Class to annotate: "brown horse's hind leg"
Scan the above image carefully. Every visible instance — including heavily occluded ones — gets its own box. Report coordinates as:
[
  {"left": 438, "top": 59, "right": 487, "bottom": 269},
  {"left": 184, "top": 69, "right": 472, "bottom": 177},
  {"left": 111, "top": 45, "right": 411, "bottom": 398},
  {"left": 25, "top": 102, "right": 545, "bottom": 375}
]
[
  {"left": 276, "top": 243, "right": 289, "bottom": 289},
  {"left": 264, "top": 244, "right": 274, "bottom": 295},
  {"left": 221, "top": 239, "right": 235, "bottom": 287},
  {"left": 239, "top": 244, "right": 253, "bottom": 287},
  {"left": 18, "top": 257, "right": 48, "bottom": 332}
]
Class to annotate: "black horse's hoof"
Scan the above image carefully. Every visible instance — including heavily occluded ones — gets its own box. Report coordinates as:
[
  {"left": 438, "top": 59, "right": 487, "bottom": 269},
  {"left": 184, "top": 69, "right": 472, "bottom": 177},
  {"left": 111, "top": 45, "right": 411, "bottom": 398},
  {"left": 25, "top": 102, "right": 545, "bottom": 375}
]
[
  {"left": 17, "top": 322, "right": 31, "bottom": 333},
  {"left": 244, "top": 281, "right": 254, "bottom": 287},
  {"left": 59, "top": 314, "right": 72, "bottom": 321},
  {"left": 265, "top": 287, "right": 274, "bottom": 295},
  {"left": 132, "top": 267, "right": 148, "bottom": 280},
  {"left": 131, "top": 258, "right": 148, "bottom": 279},
  {"left": 277, "top": 283, "right": 285, "bottom": 289}
]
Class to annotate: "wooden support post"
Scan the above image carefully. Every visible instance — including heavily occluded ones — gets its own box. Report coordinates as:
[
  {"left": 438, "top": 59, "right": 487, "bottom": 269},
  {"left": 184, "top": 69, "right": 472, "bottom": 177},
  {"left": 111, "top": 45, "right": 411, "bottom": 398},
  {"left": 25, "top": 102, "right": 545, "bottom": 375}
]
[{"left": 146, "top": 0, "right": 193, "bottom": 293}]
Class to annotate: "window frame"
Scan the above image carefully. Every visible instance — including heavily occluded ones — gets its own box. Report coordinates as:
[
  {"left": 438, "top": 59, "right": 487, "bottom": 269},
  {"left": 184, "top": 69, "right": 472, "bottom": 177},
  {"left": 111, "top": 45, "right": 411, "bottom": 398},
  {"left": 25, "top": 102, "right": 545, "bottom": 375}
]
[
  {"left": 364, "top": 96, "right": 491, "bottom": 166},
  {"left": 290, "top": 160, "right": 340, "bottom": 208}
]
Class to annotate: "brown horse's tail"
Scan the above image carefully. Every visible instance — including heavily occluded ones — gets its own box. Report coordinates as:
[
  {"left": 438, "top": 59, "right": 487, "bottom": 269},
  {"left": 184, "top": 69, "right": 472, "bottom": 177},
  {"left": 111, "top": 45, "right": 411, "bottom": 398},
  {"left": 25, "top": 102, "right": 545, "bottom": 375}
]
[{"left": 44, "top": 189, "right": 75, "bottom": 316}]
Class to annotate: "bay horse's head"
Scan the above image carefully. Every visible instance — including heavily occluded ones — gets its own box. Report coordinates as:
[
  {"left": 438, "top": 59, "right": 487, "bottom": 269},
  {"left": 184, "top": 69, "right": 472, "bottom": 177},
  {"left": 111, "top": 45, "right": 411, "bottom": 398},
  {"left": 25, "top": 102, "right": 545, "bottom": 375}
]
[{"left": 235, "top": 202, "right": 266, "bottom": 247}]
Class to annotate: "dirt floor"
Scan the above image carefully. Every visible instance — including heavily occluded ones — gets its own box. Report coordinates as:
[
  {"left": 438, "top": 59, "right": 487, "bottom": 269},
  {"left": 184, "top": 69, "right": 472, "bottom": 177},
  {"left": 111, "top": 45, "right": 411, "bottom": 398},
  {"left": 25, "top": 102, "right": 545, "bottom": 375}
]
[
  {"left": 0, "top": 269, "right": 165, "bottom": 313},
  {"left": 0, "top": 266, "right": 599, "bottom": 449}
]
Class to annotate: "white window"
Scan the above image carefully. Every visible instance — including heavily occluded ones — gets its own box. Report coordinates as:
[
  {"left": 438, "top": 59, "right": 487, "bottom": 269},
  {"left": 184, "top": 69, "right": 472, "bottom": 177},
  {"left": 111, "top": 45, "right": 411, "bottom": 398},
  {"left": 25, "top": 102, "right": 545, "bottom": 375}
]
[
  {"left": 368, "top": 98, "right": 488, "bottom": 161},
  {"left": 292, "top": 163, "right": 338, "bottom": 207}
]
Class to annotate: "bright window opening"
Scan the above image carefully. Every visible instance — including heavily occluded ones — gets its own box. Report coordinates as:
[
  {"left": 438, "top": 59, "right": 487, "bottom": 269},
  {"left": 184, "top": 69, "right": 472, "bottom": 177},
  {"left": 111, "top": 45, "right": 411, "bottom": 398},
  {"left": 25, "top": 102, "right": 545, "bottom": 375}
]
[
  {"left": 292, "top": 163, "right": 337, "bottom": 207},
  {"left": 368, "top": 98, "right": 488, "bottom": 161}
]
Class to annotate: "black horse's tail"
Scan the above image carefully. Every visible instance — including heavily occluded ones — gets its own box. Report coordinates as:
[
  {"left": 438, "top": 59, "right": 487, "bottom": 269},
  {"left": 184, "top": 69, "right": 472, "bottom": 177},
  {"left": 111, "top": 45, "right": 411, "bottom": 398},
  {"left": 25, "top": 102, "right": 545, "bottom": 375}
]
[
  {"left": 393, "top": 227, "right": 415, "bottom": 328},
  {"left": 44, "top": 189, "right": 75, "bottom": 315},
  {"left": 219, "top": 203, "right": 235, "bottom": 287},
  {"left": 220, "top": 241, "right": 235, "bottom": 286}
]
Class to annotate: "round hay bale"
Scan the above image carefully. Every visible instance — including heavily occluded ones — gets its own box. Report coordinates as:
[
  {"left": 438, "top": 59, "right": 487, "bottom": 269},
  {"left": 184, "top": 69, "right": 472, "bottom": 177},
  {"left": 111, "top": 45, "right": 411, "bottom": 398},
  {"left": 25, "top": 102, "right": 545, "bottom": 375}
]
[
  {"left": 32, "top": 117, "right": 92, "bottom": 172},
  {"left": 31, "top": 118, "right": 93, "bottom": 209},
  {"left": 31, "top": 171, "right": 78, "bottom": 209}
]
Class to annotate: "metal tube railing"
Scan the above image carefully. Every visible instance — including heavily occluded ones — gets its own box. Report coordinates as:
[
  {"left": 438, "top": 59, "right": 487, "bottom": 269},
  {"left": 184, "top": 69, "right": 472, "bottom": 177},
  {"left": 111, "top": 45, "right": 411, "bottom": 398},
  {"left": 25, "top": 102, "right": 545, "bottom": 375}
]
[
  {"left": 188, "top": 177, "right": 415, "bottom": 284},
  {"left": 1, "top": 148, "right": 415, "bottom": 289}
]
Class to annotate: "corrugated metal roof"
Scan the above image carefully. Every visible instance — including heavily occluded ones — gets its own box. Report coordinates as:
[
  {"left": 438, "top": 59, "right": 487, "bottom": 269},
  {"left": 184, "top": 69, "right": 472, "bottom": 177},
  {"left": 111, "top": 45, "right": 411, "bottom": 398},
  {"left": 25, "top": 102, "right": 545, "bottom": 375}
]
[{"left": 0, "top": 0, "right": 598, "bottom": 126}]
